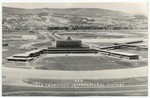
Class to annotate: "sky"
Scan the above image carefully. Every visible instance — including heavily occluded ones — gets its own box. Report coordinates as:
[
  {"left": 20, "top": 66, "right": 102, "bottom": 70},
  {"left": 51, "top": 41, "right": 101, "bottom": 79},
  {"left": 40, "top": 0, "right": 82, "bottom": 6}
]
[{"left": 2, "top": 2, "right": 148, "bottom": 15}]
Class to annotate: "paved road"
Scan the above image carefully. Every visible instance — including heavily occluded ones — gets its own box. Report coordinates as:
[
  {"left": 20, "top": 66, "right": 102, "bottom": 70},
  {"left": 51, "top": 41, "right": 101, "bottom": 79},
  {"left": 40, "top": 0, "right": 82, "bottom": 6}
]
[
  {"left": 20, "top": 30, "right": 52, "bottom": 49},
  {"left": 2, "top": 66, "right": 147, "bottom": 86}
]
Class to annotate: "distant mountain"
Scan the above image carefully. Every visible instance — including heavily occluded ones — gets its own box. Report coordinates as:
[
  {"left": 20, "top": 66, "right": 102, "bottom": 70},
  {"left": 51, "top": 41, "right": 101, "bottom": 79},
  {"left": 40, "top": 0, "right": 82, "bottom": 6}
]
[
  {"left": 2, "top": 7, "right": 129, "bottom": 17},
  {"left": 3, "top": 7, "right": 42, "bottom": 15},
  {"left": 2, "top": 7, "right": 148, "bottom": 29}
]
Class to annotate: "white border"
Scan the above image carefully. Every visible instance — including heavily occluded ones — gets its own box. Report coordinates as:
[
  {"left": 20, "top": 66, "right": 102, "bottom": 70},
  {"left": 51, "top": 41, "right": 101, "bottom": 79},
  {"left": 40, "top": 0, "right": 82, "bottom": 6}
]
[
  {"left": 1, "top": 0, "right": 149, "bottom": 3},
  {"left": 0, "top": 0, "right": 149, "bottom": 98}
]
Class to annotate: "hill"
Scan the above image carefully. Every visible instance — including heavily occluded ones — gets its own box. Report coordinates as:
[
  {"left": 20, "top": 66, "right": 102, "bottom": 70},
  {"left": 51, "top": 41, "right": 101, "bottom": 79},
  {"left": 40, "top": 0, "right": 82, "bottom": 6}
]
[{"left": 2, "top": 7, "right": 148, "bottom": 29}]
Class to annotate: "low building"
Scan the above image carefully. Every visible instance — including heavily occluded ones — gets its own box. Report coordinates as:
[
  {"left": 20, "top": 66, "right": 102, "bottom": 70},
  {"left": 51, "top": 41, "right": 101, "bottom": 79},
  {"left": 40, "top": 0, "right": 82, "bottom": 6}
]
[
  {"left": 25, "top": 49, "right": 43, "bottom": 57},
  {"left": 100, "top": 40, "right": 144, "bottom": 50},
  {"left": 100, "top": 44, "right": 143, "bottom": 50},
  {"left": 6, "top": 48, "right": 44, "bottom": 61},
  {"left": 6, "top": 56, "right": 33, "bottom": 61},
  {"left": 13, "top": 53, "right": 30, "bottom": 58},
  {"left": 6, "top": 38, "right": 98, "bottom": 61},
  {"left": 125, "top": 40, "right": 143, "bottom": 44},
  {"left": 99, "top": 50, "right": 139, "bottom": 60},
  {"left": 44, "top": 47, "right": 98, "bottom": 53}
]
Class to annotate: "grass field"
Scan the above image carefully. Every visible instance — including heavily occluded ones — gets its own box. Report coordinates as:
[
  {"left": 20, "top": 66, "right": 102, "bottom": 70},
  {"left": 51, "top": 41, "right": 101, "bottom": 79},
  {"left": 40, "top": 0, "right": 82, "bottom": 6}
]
[
  {"left": 58, "top": 30, "right": 147, "bottom": 39},
  {"left": 31, "top": 41, "right": 52, "bottom": 48},
  {"left": 34, "top": 56, "right": 136, "bottom": 71}
]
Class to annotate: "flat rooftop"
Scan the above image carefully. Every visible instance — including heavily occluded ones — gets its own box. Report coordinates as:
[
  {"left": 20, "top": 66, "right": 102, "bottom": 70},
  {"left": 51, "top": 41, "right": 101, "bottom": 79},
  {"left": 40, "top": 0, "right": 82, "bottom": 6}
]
[
  {"left": 107, "top": 51, "right": 138, "bottom": 56},
  {"left": 7, "top": 56, "right": 33, "bottom": 60},
  {"left": 25, "top": 48, "right": 43, "bottom": 54},
  {"left": 56, "top": 37, "right": 81, "bottom": 42},
  {"left": 13, "top": 53, "right": 30, "bottom": 57},
  {"left": 13, "top": 48, "right": 44, "bottom": 57}
]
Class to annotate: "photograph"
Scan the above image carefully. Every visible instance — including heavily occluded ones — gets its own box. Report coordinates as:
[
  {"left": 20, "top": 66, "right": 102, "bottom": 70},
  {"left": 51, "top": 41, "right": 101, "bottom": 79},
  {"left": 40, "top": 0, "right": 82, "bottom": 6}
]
[{"left": 2, "top": 2, "right": 148, "bottom": 96}]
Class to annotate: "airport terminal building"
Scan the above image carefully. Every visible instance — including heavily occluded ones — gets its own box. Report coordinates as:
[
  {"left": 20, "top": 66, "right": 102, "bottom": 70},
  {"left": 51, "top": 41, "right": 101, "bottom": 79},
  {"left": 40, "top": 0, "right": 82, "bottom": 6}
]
[
  {"left": 44, "top": 37, "right": 98, "bottom": 53},
  {"left": 6, "top": 37, "right": 98, "bottom": 61},
  {"left": 6, "top": 37, "right": 139, "bottom": 61}
]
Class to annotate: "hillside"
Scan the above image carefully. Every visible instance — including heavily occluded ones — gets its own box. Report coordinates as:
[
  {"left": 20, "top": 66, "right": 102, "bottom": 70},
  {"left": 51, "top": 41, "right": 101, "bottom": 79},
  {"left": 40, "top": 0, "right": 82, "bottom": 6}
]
[{"left": 2, "top": 7, "right": 148, "bottom": 30}]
